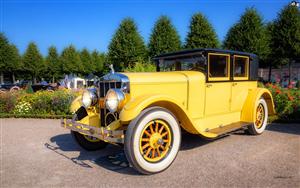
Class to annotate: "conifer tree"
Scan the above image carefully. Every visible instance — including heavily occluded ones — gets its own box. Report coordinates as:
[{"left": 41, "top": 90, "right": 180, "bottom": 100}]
[
  {"left": 60, "top": 45, "right": 82, "bottom": 76},
  {"left": 107, "top": 18, "right": 147, "bottom": 71},
  {"left": 269, "top": 4, "right": 300, "bottom": 82},
  {"left": 23, "top": 42, "right": 44, "bottom": 83},
  {"left": 185, "top": 13, "right": 219, "bottom": 49},
  {"left": 148, "top": 16, "right": 181, "bottom": 58},
  {"left": 270, "top": 4, "right": 300, "bottom": 61},
  {"left": 45, "top": 46, "right": 60, "bottom": 82},
  {"left": 0, "top": 33, "right": 21, "bottom": 84},
  {"left": 223, "top": 8, "right": 269, "bottom": 60},
  {"left": 80, "top": 48, "right": 94, "bottom": 75},
  {"left": 7, "top": 44, "right": 21, "bottom": 83},
  {"left": 91, "top": 50, "right": 105, "bottom": 75}
]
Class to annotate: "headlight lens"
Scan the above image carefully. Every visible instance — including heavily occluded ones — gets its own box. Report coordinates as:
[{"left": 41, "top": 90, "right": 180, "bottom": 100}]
[
  {"left": 82, "top": 89, "right": 98, "bottom": 108},
  {"left": 105, "top": 89, "right": 125, "bottom": 112}
]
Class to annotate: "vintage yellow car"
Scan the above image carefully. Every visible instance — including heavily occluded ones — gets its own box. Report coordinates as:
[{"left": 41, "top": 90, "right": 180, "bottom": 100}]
[{"left": 61, "top": 48, "right": 275, "bottom": 174}]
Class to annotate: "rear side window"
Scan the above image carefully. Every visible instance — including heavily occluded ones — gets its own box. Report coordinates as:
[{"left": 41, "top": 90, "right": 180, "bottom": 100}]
[
  {"left": 233, "top": 56, "right": 249, "bottom": 80},
  {"left": 208, "top": 53, "right": 230, "bottom": 81}
]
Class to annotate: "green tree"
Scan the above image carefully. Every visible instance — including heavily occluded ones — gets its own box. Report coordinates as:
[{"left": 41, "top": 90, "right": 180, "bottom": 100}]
[
  {"left": 269, "top": 4, "right": 300, "bottom": 82},
  {"left": 0, "top": 33, "right": 21, "bottom": 84},
  {"left": 223, "top": 8, "right": 270, "bottom": 60},
  {"left": 91, "top": 50, "right": 105, "bottom": 75},
  {"left": 124, "top": 60, "right": 156, "bottom": 72},
  {"left": 107, "top": 18, "right": 147, "bottom": 71},
  {"left": 45, "top": 46, "right": 60, "bottom": 83},
  {"left": 23, "top": 42, "right": 44, "bottom": 84},
  {"left": 60, "top": 45, "right": 82, "bottom": 76},
  {"left": 0, "top": 33, "right": 10, "bottom": 84},
  {"left": 185, "top": 13, "right": 219, "bottom": 49},
  {"left": 7, "top": 44, "right": 21, "bottom": 83},
  {"left": 148, "top": 16, "right": 181, "bottom": 58},
  {"left": 80, "top": 48, "right": 94, "bottom": 75}
]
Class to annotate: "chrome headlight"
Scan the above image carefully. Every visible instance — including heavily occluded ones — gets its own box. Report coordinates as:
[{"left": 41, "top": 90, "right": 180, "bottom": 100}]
[
  {"left": 105, "top": 89, "right": 125, "bottom": 113},
  {"left": 82, "top": 88, "right": 98, "bottom": 108}
]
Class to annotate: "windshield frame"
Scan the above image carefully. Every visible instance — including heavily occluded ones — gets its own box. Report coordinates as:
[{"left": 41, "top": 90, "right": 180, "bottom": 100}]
[{"left": 156, "top": 52, "right": 206, "bottom": 73}]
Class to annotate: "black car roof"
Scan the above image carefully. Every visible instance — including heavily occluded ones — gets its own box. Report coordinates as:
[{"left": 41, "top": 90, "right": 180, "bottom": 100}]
[{"left": 153, "top": 48, "right": 257, "bottom": 59}]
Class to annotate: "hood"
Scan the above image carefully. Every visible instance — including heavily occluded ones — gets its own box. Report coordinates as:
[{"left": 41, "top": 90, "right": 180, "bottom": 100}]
[
  {"left": 122, "top": 72, "right": 190, "bottom": 84},
  {"left": 122, "top": 71, "right": 206, "bottom": 84}
]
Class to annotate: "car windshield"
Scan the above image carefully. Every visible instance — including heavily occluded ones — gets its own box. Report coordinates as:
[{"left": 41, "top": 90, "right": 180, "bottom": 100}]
[{"left": 157, "top": 55, "right": 206, "bottom": 73}]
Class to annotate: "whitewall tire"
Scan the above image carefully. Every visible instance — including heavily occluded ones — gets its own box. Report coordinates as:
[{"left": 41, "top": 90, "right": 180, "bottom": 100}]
[
  {"left": 247, "top": 98, "right": 268, "bottom": 135},
  {"left": 124, "top": 106, "right": 181, "bottom": 174}
]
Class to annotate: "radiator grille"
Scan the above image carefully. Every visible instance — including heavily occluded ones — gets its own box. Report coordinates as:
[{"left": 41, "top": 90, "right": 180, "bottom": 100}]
[{"left": 98, "top": 81, "right": 122, "bottom": 98}]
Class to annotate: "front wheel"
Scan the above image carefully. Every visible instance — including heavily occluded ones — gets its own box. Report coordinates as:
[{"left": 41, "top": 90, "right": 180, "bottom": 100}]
[
  {"left": 71, "top": 131, "right": 107, "bottom": 151},
  {"left": 247, "top": 98, "right": 268, "bottom": 135},
  {"left": 125, "top": 107, "right": 181, "bottom": 175}
]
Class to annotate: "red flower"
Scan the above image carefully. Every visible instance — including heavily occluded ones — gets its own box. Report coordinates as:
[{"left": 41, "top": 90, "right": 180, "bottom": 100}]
[
  {"left": 287, "top": 93, "right": 294, "bottom": 101},
  {"left": 276, "top": 89, "right": 281, "bottom": 94}
]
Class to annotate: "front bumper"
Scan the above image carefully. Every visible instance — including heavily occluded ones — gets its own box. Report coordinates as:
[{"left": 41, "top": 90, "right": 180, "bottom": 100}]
[{"left": 61, "top": 117, "right": 125, "bottom": 144}]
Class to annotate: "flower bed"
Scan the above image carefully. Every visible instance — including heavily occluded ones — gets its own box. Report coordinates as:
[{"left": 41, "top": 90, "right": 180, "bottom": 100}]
[
  {"left": 0, "top": 89, "right": 78, "bottom": 118},
  {"left": 264, "top": 83, "right": 300, "bottom": 122}
]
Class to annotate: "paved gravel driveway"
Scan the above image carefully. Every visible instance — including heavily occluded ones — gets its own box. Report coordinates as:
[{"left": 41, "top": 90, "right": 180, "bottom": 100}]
[{"left": 1, "top": 118, "right": 299, "bottom": 187}]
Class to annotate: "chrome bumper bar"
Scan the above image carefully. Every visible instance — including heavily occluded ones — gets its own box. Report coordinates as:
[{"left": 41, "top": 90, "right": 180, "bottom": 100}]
[{"left": 61, "top": 118, "right": 124, "bottom": 144}]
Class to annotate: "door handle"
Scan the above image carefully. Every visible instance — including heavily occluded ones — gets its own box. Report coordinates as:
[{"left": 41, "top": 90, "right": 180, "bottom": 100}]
[
  {"left": 206, "top": 84, "right": 212, "bottom": 88},
  {"left": 232, "top": 83, "right": 237, "bottom": 86}
]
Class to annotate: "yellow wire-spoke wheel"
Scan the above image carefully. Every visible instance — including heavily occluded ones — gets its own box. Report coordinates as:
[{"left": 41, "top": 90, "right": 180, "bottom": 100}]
[
  {"left": 255, "top": 103, "right": 265, "bottom": 129},
  {"left": 83, "top": 135, "right": 101, "bottom": 142},
  {"left": 139, "top": 120, "right": 172, "bottom": 163}
]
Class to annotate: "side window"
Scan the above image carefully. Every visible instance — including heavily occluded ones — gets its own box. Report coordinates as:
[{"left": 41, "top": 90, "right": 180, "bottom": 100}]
[
  {"left": 208, "top": 53, "right": 230, "bottom": 81},
  {"left": 159, "top": 55, "right": 206, "bottom": 72},
  {"left": 233, "top": 56, "right": 249, "bottom": 80}
]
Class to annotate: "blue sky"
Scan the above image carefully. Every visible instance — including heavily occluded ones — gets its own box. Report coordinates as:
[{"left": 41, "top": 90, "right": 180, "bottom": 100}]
[{"left": 1, "top": 0, "right": 291, "bottom": 55}]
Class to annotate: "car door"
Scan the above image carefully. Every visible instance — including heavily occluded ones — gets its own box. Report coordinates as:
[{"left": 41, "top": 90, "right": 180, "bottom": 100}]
[
  {"left": 205, "top": 53, "right": 231, "bottom": 116},
  {"left": 231, "top": 55, "right": 250, "bottom": 112}
]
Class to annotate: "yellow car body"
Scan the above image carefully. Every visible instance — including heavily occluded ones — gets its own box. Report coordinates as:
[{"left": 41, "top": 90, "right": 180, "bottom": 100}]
[
  {"left": 61, "top": 48, "right": 275, "bottom": 174},
  {"left": 63, "top": 72, "right": 274, "bottom": 138}
]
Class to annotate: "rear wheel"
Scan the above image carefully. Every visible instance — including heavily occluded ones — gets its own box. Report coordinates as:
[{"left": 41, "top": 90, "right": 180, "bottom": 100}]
[
  {"left": 247, "top": 98, "right": 268, "bottom": 135},
  {"left": 71, "top": 131, "right": 107, "bottom": 151},
  {"left": 125, "top": 107, "right": 181, "bottom": 174}
]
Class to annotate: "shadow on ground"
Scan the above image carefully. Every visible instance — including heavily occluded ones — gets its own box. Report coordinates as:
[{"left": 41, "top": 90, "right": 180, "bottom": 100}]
[
  {"left": 45, "top": 134, "right": 139, "bottom": 175},
  {"left": 45, "top": 131, "right": 222, "bottom": 175},
  {"left": 45, "top": 123, "right": 299, "bottom": 175},
  {"left": 266, "top": 123, "right": 300, "bottom": 135}
]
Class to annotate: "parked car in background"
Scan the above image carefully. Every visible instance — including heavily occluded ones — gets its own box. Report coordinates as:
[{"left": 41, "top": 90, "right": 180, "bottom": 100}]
[
  {"left": 31, "top": 83, "right": 55, "bottom": 92},
  {"left": 61, "top": 48, "right": 275, "bottom": 174},
  {"left": 0, "top": 80, "right": 29, "bottom": 92}
]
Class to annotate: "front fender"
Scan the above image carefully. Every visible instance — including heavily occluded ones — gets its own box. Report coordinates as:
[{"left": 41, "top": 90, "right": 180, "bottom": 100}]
[
  {"left": 119, "top": 94, "right": 186, "bottom": 122},
  {"left": 241, "top": 88, "right": 275, "bottom": 122},
  {"left": 70, "top": 96, "right": 82, "bottom": 113}
]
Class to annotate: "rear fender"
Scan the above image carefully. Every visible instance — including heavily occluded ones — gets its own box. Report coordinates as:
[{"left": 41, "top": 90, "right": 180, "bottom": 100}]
[{"left": 241, "top": 88, "right": 275, "bottom": 122}]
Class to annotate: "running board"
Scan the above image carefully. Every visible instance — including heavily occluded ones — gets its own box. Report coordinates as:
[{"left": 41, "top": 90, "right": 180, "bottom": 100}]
[{"left": 207, "top": 121, "right": 250, "bottom": 136}]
